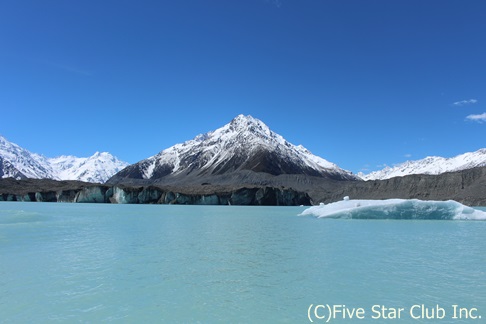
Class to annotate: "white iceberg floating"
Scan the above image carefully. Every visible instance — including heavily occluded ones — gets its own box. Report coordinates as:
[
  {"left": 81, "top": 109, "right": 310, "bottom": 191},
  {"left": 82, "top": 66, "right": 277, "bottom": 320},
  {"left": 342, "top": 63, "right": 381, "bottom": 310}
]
[{"left": 300, "top": 198, "right": 486, "bottom": 220}]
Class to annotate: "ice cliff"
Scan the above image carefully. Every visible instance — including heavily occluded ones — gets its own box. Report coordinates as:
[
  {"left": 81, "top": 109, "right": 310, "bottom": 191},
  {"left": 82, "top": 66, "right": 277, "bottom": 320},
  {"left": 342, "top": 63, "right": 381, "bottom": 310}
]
[{"left": 0, "top": 179, "right": 311, "bottom": 206}]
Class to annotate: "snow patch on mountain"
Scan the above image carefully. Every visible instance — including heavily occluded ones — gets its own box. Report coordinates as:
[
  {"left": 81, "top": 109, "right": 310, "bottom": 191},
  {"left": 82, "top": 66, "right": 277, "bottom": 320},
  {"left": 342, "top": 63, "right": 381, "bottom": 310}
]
[
  {"left": 359, "top": 149, "right": 486, "bottom": 180},
  {"left": 0, "top": 135, "right": 129, "bottom": 183}
]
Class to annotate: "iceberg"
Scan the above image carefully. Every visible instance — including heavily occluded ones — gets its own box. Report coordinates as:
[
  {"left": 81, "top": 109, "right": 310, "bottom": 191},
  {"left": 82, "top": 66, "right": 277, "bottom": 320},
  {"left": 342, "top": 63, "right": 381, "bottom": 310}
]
[{"left": 300, "top": 197, "right": 486, "bottom": 220}]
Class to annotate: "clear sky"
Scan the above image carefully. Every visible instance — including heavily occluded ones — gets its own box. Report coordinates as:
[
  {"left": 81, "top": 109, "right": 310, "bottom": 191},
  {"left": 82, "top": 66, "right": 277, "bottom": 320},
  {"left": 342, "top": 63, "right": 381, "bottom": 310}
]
[{"left": 1, "top": 0, "right": 485, "bottom": 174}]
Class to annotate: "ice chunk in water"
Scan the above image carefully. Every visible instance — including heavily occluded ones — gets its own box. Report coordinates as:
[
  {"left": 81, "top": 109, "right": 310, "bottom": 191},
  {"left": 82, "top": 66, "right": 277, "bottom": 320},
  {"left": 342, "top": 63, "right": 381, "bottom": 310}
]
[{"left": 300, "top": 198, "right": 486, "bottom": 220}]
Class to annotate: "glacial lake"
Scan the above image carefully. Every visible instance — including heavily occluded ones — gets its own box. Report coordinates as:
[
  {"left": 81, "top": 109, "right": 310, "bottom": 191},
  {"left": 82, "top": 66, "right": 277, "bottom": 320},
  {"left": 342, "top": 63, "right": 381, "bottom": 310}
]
[{"left": 1, "top": 202, "right": 485, "bottom": 323}]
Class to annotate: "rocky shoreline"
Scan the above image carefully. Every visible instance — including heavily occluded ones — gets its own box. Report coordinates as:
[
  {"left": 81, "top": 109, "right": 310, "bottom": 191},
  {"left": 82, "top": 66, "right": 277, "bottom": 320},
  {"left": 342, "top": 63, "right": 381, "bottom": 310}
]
[{"left": 1, "top": 166, "right": 485, "bottom": 206}]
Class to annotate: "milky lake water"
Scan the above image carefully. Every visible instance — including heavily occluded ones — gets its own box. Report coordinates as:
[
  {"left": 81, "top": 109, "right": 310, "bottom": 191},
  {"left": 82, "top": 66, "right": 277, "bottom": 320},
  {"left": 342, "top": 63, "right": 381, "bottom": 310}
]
[{"left": 1, "top": 202, "right": 485, "bottom": 323}]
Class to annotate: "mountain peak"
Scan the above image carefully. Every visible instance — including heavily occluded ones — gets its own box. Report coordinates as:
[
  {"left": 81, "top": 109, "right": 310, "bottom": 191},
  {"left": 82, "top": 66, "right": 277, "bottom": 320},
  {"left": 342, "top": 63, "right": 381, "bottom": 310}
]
[
  {"left": 230, "top": 114, "right": 267, "bottom": 129},
  {"left": 232, "top": 114, "right": 256, "bottom": 123},
  {"left": 88, "top": 151, "right": 113, "bottom": 160},
  {"left": 192, "top": 115, "right": 266, "bottom": 142},
  {"left": 109, "top": 114, "right": 359, "bottom": 184},
  {"left": 208, "top": 114, "right": 272, "bottom": 140},
  {"left": 0, "top": 135, "right": 128, "bottom": 183},
  {"left": 360, "top": 148, "right": 486, "bottom": 180}
]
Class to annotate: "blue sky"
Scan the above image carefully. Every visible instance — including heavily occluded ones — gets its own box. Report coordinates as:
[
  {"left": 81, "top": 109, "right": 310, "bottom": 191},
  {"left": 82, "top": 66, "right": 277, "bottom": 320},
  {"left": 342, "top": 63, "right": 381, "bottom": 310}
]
[{"left": 1, "top": 0, "right": 485, "bottom": 174}]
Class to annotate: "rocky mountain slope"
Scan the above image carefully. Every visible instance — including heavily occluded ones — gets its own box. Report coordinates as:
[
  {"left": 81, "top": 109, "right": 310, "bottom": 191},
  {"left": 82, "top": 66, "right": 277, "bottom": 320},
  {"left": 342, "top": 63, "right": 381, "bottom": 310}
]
[
  {"left": 360, "top": 149, "right": 486, "bottom": 180},
  {"left": 0, "top": 135, "right": 52, "bottom": 179},
  {"left": 0, "top": 135, "right": 128, "bottom": 183},
  {"left": 328, "top": 166, "right": 486, "bottom": 206},
  {"left": 108, "top": 114, "right": 359, "bottom": 187}
]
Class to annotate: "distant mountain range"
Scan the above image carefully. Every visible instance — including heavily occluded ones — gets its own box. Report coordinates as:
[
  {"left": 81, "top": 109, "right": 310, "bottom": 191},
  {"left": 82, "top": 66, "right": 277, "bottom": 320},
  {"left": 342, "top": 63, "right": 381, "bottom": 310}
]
[
  {"left": 359, "top": 149, "right": 486, "bottom": 180},
  {"left": 0, "top": 135, "right": 128, "bottom": 183},
  {"left": 2, "top": 115, "right": 486, "bottom": 187},
  {"left": 2, "top": 115, "right": 486, "bottom": 206}
]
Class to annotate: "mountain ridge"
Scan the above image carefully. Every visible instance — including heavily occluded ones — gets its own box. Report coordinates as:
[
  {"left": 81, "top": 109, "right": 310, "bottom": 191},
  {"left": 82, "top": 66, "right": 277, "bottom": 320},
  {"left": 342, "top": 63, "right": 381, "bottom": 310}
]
[
  {"left": 359, "top": 149, "right": 486, "bottom": 180},
  {"left": 108, "top": 114, "right": 359, "bottom": 186},
  {"left": 2, "top": 113, "right": 486, "bottom": 205},
  {"left": 4, "top": 114, "right": 486, "bottom": 195},
  {"left": 0, "top": 135, "right": 129, "bottom": 183}
]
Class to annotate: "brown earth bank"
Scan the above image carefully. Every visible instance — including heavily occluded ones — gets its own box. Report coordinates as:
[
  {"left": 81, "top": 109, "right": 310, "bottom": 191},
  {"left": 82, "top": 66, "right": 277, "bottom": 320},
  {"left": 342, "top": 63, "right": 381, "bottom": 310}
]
[{"left": 0, "top": 166, "right": 485, "bottom": 206}]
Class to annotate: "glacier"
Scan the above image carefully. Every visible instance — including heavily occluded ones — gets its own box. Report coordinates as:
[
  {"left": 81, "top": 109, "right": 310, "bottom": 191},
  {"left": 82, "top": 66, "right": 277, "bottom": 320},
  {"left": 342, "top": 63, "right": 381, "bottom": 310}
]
[{"left": 300, "top": 197, "right": 486, "bottom": 220}]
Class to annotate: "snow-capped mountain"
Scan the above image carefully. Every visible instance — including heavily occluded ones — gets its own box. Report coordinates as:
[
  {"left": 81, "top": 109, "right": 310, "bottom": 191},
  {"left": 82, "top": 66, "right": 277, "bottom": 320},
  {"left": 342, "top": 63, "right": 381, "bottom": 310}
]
[
  {"left": 48, "top": 152, "right": 130, "bottom": 183},
  {"left": 0, "top": 135, "right": 53, "bottom": 179},
  {"left": 0, "top": 156, "right": 27, "bottom": 179},
  {"left": 110, "top": 114, "right": 358, "bottom": 183},
  {"left": 0, "top": 135, "right": 129, "bottom": 183},
  {"left": 359, "top": 149, "right": 486, "bottom": 180}
]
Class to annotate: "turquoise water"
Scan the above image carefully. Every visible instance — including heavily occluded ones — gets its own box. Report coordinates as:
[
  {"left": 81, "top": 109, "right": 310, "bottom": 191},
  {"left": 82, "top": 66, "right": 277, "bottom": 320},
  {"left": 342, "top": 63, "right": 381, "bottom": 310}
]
[{"left": 1, "top": 202, "right": 485, "bottom": 323}]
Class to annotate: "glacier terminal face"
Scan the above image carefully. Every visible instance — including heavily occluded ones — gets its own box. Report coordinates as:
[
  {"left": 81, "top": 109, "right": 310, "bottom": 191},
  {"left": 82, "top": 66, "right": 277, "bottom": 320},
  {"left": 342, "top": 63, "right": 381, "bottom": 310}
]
[{"left": 300, "top": 198, "right": 486, "bottom": 220}]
